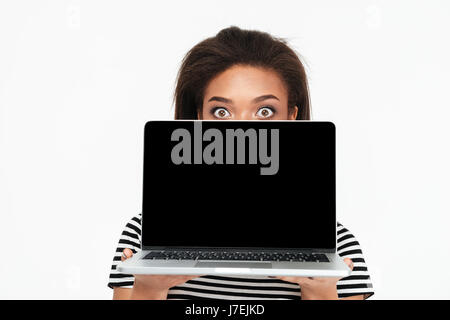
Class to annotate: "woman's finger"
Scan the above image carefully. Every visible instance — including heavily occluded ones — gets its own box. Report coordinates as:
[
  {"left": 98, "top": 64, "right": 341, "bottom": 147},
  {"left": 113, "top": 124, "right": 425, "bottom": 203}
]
[
  {"left": 275, "top": 276, "right": 312, "bottom": 285},
  {"left": 121, "top": 248, "right": 134, "bottom": 262},
  {"left": 343, "top": 258, "right": 354, "bottom": 271},
  {"left": 178, "top": 275, "right": 202, "bottom": 284}
]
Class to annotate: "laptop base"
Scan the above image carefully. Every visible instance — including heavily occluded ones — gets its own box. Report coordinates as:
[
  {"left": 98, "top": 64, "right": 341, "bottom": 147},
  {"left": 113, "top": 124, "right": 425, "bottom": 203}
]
[{"left": 117, "top": 251, "right": 351, "bottom": 278}]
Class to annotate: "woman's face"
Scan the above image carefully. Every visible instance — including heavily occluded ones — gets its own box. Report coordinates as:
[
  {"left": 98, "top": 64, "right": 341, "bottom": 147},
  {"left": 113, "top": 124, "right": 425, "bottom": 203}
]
[{"left": 199, "top": 65, "right": 298, "bottom": 120}]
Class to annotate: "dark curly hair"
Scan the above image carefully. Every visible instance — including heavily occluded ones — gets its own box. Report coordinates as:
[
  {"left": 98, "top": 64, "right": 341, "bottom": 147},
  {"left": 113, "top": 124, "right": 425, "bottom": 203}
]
[{"left": 173, "top": 26, "right": 311, "bottom": 120}]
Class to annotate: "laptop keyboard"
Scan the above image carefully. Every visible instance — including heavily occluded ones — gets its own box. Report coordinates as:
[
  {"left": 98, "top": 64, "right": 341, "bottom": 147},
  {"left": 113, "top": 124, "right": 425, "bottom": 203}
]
[{"left": 143, "top": 251, "right": 329, "bottom": 262}]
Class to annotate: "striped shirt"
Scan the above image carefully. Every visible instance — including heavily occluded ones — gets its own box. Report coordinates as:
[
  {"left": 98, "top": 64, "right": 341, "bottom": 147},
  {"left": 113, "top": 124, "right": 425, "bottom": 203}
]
[{"left": 108, "top": 213, "right": 374, "bottom": 299}]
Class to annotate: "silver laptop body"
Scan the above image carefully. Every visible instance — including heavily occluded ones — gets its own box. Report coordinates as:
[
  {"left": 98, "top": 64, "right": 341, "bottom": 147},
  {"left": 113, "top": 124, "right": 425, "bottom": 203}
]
[{"left": 118, "top": 120, "right": 351, "bottom": 278}]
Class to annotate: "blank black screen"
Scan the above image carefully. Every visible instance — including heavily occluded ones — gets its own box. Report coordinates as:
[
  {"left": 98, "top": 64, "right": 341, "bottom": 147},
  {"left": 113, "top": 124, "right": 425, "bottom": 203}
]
[{"left": 142, "top": 121, "right": 336, "bottom": 250}]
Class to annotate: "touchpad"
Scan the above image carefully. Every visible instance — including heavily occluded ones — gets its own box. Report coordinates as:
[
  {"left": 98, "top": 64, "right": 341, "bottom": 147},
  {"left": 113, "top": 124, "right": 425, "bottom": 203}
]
[{"left": 195, "top": 262, "right": 272, "bottom": 269}]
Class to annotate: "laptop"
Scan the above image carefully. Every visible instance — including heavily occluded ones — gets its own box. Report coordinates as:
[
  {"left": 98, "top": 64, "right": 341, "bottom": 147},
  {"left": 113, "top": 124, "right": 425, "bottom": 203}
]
[{"left": 117, "top": 120, "right": 351, "bottom": 277}]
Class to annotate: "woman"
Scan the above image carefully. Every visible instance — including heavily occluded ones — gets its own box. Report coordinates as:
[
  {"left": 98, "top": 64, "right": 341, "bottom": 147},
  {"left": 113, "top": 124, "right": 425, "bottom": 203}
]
[{"left": 108, "top": 26, "right": 374, "bottom": 300}]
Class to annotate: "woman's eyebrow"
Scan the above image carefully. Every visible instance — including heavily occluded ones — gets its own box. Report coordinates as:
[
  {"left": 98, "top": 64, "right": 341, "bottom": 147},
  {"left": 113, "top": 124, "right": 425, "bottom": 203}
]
[
  {"left": 252, "top": 94, "right": 280, "bottom": 103},
  {"left": 208, "top": 95, "right": 279, "bottom": 104},
  {"left": 208, "top": 96, "right": 233, "bottom": 104}
]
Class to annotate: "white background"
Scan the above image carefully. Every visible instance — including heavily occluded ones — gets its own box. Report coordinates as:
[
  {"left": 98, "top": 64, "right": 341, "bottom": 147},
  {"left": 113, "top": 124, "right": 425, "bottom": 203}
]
[{"left": 1, "top": 0, "right": 449, "bottom": 299}]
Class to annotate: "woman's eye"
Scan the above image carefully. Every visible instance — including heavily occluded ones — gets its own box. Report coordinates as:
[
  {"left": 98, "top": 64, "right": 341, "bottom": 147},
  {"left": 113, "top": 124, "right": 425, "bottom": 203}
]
[
  {"left": 212, "top": 107, "right": 231, "bottom": 119},
  {"left": 256, "top": 106, "right": 275, "bottom": 118}
]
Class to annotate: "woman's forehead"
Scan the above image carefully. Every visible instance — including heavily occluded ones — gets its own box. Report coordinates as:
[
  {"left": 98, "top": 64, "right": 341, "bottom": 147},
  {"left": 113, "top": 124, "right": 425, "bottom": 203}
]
[{"left": 203, "top": 65, "right": 288, "bottom": 103}]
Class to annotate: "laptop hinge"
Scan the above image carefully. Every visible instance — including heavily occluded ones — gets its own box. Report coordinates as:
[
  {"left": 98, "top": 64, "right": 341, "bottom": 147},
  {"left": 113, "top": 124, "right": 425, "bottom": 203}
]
[{"left": 142, "top": 246, "right": 336, "bottom": 253}]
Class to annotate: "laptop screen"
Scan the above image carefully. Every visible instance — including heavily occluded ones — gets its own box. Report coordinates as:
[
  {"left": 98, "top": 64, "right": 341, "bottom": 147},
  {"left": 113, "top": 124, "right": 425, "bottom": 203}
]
[{"left": 142, "top": 120, "right": 336, "bottom": 251}]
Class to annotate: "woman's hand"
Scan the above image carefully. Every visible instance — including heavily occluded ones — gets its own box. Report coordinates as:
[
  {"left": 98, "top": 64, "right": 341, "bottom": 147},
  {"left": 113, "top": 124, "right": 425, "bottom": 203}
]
[
  {"left": 119, "top": 248, "right": 201, "bottom": 300},
  {"left": 275, "top": 258, "right": 354, "bottom": 300}
]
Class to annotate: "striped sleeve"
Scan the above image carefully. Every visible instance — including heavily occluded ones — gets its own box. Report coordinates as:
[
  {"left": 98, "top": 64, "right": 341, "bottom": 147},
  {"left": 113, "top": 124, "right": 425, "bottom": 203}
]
[
  {"left": 336, "top": 222, "right": 374, "bottom": 299},
  {"left": 107, "top": 213, "right": 142, "bottom": 289}
]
